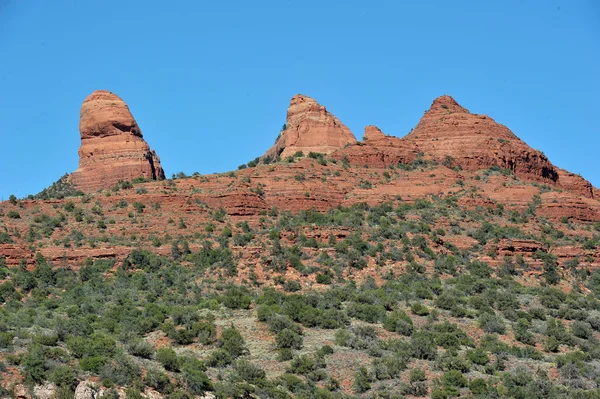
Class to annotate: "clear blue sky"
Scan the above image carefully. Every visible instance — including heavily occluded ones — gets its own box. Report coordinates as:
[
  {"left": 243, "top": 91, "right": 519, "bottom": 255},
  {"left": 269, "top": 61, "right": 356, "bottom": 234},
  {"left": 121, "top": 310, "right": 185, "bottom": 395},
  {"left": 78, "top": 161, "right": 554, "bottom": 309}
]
[{"left": 1, "top": 0, "right": 598, "bottom": 199}]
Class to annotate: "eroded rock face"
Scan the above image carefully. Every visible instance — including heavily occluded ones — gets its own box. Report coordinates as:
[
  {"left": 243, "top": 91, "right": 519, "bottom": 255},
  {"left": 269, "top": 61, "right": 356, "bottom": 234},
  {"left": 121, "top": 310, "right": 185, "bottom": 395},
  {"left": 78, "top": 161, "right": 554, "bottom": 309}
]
[
  {"left": 404, "top": 95, "right": 596, "bottom": 198},
  {"left": 334, "top": 95, "right": 595, "bottom": 198},
  {"left": 404, "top": 95, "right": 560, "bottom": 181},
  {"left": 263, "top": 94, "right": 357, "bottom": 160},
  {"left": 70, "top": 90, "right": 165, "bottom": 192},
  {"left": 556, "top": 169, "right": 596, "bottom": 198},
  {"left": 363, "top": 125, "right": 386, "bottom": 141}
]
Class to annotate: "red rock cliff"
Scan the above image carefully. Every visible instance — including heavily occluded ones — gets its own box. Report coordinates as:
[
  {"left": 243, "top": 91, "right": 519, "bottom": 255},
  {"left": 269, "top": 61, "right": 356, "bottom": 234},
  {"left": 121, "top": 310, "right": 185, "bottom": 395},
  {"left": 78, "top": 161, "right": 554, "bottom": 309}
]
[
  {"left": 70, "top": 90, "right": 165, "bottom": 191},
  {"left": 263, "top": 94, "right": 357, "bottom": 160},
  {"left": 334, "top": 95, "right": 595, "bottom": 198},
  {"left": 404, "top": 95, "right": 558, "bottom": 180},
  {"left": 404, "top": 95, "right": 594, "bottom": 197}
]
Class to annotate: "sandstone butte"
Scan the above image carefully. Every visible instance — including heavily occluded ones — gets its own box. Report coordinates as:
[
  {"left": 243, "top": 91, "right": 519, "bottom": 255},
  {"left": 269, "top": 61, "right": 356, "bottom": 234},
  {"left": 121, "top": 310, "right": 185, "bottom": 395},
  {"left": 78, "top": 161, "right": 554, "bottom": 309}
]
[
  {"left": 69, "top": 90, "right": 165, "bottom": 192},
  {"left": 262, "top": 94, "right": 357, "bottom": 160}
]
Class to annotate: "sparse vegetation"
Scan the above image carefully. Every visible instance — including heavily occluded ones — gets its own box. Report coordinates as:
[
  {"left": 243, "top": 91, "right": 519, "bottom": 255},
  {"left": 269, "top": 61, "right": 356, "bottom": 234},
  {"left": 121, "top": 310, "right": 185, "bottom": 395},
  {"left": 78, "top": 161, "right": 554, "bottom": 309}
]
[{"left": 1, "top": 151, "right": 599, "bottom": 398}]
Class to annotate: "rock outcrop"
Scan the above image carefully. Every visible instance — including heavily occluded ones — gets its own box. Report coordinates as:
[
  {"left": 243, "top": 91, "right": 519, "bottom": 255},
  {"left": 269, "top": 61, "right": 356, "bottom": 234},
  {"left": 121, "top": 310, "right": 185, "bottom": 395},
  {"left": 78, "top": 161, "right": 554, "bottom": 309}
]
[
  {"left": 363, "top": 125, "right": 386, "bottom": 141},
  {"left": 334, "top": 125, "right": 420, "bottom": 168},
  {"left": 403, "top": 95, "right": 559, "bottom": 181},
  {"left": 70, "top": 90, "right": 165, "bottom": 192},
  {"left": 263, "top": 94, "right": 357, "bottom": 160},
  {"left": 334, "top": 95, "right": 595, "bottom": 198},
  {"left": 403, "top": 95, "right": 595, "bottom": 198}
]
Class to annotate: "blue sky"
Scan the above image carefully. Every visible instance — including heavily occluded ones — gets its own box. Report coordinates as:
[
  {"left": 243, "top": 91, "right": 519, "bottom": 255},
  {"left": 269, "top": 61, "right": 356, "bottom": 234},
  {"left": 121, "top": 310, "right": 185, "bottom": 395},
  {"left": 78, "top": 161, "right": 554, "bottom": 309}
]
[{"left": 0, "top": 0, "right": 598, "bottom": 199}]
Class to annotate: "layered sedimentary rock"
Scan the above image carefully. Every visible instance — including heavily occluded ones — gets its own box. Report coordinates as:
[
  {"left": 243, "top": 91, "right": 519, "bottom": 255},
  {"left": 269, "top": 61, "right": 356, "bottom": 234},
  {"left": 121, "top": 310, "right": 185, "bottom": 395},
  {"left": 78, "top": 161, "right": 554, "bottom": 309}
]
[
  {"left": 363, "top": 125, "right": 386, "bottom": 141},
  {"left": 333, "top": 125, "right": 420, "bottom": 168},
  {"left": 334, "top": 95, "right": 595, "bottom": 198},
  {"left": 556, "top": 169, "right": 596, "bottom": 199},
  {"left": 404, "top": 95, "right": 559, "bottom": 180},
  {"left": 70, "top": 90, "right": 164, "bottom": 191},
  {"left": 403, "top": 95, "right": 595, "bottom": 198},
  {"left": 263, "top": 94, "right": 357, "bottom": 160}
]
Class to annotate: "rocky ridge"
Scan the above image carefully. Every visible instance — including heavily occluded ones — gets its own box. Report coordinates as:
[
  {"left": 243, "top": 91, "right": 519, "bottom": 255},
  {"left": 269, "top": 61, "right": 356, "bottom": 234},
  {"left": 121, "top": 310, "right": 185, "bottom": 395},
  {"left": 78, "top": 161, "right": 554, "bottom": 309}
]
[
  {"left": 2, "top": 92, "right": 599, "bottom": 269},
  {"left": 332, "top": 95, "right": 595, "bottom": 198}
]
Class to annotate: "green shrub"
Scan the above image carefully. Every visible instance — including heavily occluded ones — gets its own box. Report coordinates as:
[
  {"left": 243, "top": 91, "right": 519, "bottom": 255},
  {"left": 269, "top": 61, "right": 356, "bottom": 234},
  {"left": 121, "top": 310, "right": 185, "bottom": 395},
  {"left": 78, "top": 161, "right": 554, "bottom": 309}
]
[
  {"left": 277, "top": 348, "right": 293, "bottom": 361},
  {"left": 132, "top": 202, "right": 145, "bottom": 213},
  {"left": 0, "top": 332, "right": 14, "bottom": 348},
  {"left": 127, "top": 339, "right": 155, "bottom": 359},
  {"left": 372, "top": 355, "right": 406, "bottom": 380},
  {"left": 221, "top": 286, "right": 252, "bottom": 309},
  {"left": 442, "top": 370, "right": 468, "bottom": 388},
  {"left": 276, "top": 328, "right": 303, "bottom": 350},
  {"left": 219, "top": 327, "right": 248, "bottom": 359},
  {"left": 479, "top": 312, "right": 506, "bottom": 334},
  {"left": 404, "top": 368, "right": 428, "bottom": 396},
  {"left": 353, "top": 366, "right": 372, "bottom": 393},
  {"left": 318, "top": 345, "right": 334, "bottom": 357},
  {"left": 156, "top": 347, "right": 179, "bottom": 372},
  {"left": 145, "top": 368, "right": 173, "bottom": 394},
  {"left": 23, "top": 345, "right": 47, "bottom": 383},
  {"left": 99, "top": 357, "right": 141, "bottom": 386},
  {"left": 183, "top": 368, "right": 213, "bottom": 395},
  {"left": 467, "top": 349, "right": 489, "bottom": 365},
  {"left": 514, "top": 318, "right": 536, "bottom": 345},
  {"left": 546, "top": 318, "right": 572, "bottom": 345},
  {"left": 411, "top": 302, "right": 430, "bottom": 316},
  {"left": 571, "top": 321, "right": 593, "bottom": 339},
  {"left": 316, "top": 273, "right": 332, "bottom": 284},
  {"left": 288, "top": 354, "right": 325, "bottom": 375},
  {"left": 470, "top": 378, "right": 488, "bottom": 395},
  {"left": 34, "top": 333, "right": 59, "bottom": 346},
  {"left": 283, "top": 280, "right": 301, "bottom": 292},
  {"left": 411, "top": 332, "right": 437, "bottom": 360},
  {"left": 48, "top": 365, "right": 77, "bottom": 389},
  {"left": 232, "top": 359, "right": 266, "bottom": 385},
  {"left": 0, "top": 232, "right": 13, "bottom": 244},
  {"left": 383, "top": 310, "right": 414, "bottom": 336},
  {"left": 544, "top": 336, "right": 560, "bottom": 352},
  {"left": 79, "top": 356, "right": 105, "bottom": 373}
]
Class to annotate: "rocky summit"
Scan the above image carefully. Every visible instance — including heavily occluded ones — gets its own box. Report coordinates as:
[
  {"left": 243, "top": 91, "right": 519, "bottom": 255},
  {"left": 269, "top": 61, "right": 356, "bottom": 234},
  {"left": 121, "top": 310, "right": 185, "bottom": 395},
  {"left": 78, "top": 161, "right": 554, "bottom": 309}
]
[
  {"left": 263, "top": 94, "right": 357, "bottom": 160},
  {"left": 70, "top": 90, "right": 165, "bottom": 192},
  {"left": 335, "top": 95, "right": 596, "bottom": 199},
  {"left": 403, "top": 95, "right": 595, "bottom": 198}
]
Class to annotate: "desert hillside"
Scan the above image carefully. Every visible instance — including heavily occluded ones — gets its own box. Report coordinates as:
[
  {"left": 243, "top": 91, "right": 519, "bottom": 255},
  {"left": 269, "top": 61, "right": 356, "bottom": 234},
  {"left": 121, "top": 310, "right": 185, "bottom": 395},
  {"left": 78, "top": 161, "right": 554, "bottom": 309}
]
[{"left": 0, "top": 92, "right": 599, "bottom": 398}]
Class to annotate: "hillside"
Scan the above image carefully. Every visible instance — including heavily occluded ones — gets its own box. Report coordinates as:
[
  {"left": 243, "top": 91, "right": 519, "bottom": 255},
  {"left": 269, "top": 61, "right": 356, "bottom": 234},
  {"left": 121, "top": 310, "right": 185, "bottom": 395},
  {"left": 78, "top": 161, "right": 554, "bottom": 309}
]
[{"left": 0, "top": 93, "right": 599, "bottom": 398}]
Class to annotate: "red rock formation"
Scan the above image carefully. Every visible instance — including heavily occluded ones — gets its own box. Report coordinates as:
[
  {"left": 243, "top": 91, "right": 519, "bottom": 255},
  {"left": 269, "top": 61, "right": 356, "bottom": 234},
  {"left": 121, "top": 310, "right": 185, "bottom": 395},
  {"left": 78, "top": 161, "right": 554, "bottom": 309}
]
[
  {"left": 538, "top": 191, "right": 600, "bottom": 222},
  {"left": 496, "top": 239, "right": 545, "bottom": 256},
  {"left": 334, "top": 95, "right": 595, "bottom": 198},
  {"left": 556, "top": 169, "right": 595, "bottom": 198},
  {"left": 70, "top": 90, "right": 165, "bottom": 192},
  {"left": 263, "top": 94, "right": 357, "bottom": 160},
  {"left": 404, "top": 95, "right": 596, "bottom": 198},
  {"left": 363, "top": 125, "right": 386, "bottom": 141},
  {"left": 403, "top": 95, "right": 559, "bottom": 180}
]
